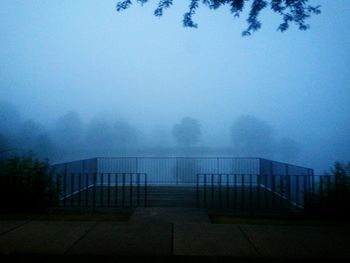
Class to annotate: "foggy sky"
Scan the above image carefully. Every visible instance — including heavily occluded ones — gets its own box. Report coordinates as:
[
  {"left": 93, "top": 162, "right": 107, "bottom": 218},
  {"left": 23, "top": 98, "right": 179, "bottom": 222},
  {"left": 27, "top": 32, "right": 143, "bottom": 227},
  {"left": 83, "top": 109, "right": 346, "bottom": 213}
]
[{"left": 0, "top": 0, "right": 349, "bottom": 173}]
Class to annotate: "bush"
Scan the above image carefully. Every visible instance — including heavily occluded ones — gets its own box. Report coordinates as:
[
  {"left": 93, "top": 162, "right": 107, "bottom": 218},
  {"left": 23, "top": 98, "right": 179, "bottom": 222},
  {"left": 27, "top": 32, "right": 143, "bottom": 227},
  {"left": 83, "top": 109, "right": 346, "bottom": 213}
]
[
  {"left": 307, "top": 161, "right": 350, "bottom": 218},
  {"left": 0, "top": 154, "right": 57, "bottom": 212}
]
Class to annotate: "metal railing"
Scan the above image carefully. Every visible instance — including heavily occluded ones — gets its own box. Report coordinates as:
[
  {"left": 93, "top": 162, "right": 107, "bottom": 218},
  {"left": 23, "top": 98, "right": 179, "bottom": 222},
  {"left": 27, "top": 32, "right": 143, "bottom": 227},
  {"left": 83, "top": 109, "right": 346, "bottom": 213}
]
[
  {"left": 196, "top": 173, "right": 314, "bottom": 215},
  {"left": 49, "top": 171, "right": 345, "bottom": 217},
  {"left": 54, "top": 173, "right": 147, "bottom": 210}
]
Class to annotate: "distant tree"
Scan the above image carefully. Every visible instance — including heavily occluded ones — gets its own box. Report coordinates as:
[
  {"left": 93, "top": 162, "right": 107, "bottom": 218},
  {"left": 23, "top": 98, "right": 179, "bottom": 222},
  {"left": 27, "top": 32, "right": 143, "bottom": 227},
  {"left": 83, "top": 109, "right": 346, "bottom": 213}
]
[
  {"left": 53, "top": 111, "right": 84, "bottom": 156},
  {"left": 17, "top": 120, "right": 43, "bottom": 151},
  {"left": 0, "top": 101, "right": 21, "bottom": 142},
  {"left": 35, "top": 133, "right": 56, "bottom": 160},
  {"left": 172, "top": 117, "right": 201, "bottom": 147},
  {"left": 277, "top": 137, "right": 300, "bottom": 161},
  {"left": 85, "top": 119, "right": 114, "bottom": 155},
  {"left": 116, "top": 0, "right": 321, "bottom": 35},
  {"left": 113, "top": 120, "right": 138, "bottom": 149},
  {"left": 231, "top": 115, "right": 275, "bottom": 157},
  {"left": 0, "top": 134, "right": 8, "bottom": 151}
]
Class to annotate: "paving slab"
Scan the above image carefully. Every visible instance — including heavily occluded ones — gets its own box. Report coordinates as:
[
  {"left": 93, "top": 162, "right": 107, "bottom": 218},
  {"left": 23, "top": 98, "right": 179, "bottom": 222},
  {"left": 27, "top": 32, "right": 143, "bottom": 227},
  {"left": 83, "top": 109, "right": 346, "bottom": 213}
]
[
  {"left": 0, "top": 221, "right": 29, "bottom": 235},
  {"left": 0, "top": 221, "right": 95, "bottom": 255},
  {"left": 174, "top": 223, "right": 260, "bottom": 257},
  {"left": 67, "top": 222, "right": 172, "bottom": 256},
  {"left": 240, "top": 224, "right": 350, "bottom": 259},
  {"left": 130, "top": 207, "right": 210, "bottom": 223}
]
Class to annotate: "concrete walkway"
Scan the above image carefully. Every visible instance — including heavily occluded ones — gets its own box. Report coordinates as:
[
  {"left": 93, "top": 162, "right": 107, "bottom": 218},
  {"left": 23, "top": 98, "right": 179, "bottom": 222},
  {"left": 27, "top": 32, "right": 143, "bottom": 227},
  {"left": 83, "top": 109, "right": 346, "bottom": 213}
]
[{"left": 0, "top": 208, "right": 349, "bottom": 260}]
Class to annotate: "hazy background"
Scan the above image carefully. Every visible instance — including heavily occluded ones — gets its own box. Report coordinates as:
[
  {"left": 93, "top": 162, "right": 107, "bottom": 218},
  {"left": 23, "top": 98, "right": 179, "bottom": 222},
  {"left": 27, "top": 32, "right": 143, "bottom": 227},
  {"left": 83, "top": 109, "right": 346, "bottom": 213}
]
[{"left": 0, "top": 0, "right": 349, "bottom": 173}]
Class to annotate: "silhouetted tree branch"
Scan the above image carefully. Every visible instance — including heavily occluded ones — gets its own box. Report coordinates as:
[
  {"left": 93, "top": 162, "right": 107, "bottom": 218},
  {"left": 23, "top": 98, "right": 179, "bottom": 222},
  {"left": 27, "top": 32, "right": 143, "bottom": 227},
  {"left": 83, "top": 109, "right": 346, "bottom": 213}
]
[{"left": 116, "top": 0, "right": 321, "bottom": 35}]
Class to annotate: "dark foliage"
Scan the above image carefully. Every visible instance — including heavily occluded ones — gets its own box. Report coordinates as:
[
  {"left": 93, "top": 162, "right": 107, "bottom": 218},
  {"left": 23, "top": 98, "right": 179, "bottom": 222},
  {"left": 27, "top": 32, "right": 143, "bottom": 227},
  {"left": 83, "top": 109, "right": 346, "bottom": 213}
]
[
  {"left": 172, "top": 117, "right": 201, "bottom": 147},
  {"left": 306, "top": 162, "right": 350, "bottom": 219},
  {"left": 0, "top": 154, "right": 57, "bottom": 212},
  {"left": 116, "top": 0, "right": 321, "bottom": 35}
]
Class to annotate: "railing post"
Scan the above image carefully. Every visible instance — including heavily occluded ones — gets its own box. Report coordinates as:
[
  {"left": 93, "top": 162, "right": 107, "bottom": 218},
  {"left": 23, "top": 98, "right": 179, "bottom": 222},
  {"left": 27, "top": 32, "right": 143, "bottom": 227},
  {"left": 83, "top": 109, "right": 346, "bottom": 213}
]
[
  {"left": 249, "top": 174, "right": 253, "bottom": 216},
  {"left": 63, "top": 172, "right": 67, "bottom": 207},
  {"left": 211, "top": 173, "right": 214, "bottom": 208},
  {"left": 226, "top": 174, "right": 229, "bottom": 209},
  {"left": 56, "top": 173, "right": 60, "bottom": 207},
  {"left": 85, "top": 173, "right": 89, "bottom": 207},
  {"left": 107, "top": 173, "right": 111, "bottom": 207},
  {"left": 144, "top": 173, "right": 147, "bottom": 207},
  {"left": 100, "top": 173, "right": 104, "bottom": 207},
  {"left": 115, "top": 173, "right": 119, "bottom": 207},
  {"left": 203, "top": 174, "right": 207, "bottom": 208},
  {"left": 219, "top": 174, "right": 222, "bottom": 208},
  {"left": 241, "top": 174, "right": 245, "bottom": 211},
  {"left": 196, "top": 174, "right": 199, "bottom": 208},
  {"left": 70, "top": 173, "right": 74, "bottom": 207},
  {"left": 78, "top": 173, "right": 82, "bottom": 207},
  {"left": 122, "top": 173, "right": 126, "bottom": 208},
  {"left": 92, "top": 173, "right": 97, "bottom": 212},
  {"left": 130, "top": 173, "right": 133, "bottom": 207}
]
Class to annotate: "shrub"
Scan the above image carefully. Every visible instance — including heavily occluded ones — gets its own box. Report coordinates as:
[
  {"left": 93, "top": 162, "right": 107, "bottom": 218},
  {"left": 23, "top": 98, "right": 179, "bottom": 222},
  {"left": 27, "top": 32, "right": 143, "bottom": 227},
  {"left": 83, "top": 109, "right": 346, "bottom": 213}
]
[
  {"left": 0, "top": 154, "right": 57, "bottom": 212},
  {"left": 307, "top": 161, "right": 350, "bottom": 218}
]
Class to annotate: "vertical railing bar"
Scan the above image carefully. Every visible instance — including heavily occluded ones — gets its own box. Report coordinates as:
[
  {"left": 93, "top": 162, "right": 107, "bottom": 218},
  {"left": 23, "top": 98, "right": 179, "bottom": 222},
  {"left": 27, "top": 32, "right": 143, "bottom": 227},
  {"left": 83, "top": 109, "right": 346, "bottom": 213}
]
[
  {"left": 256, "top": 174, "right": 260, "bottom": 211},
  {"left": 63, "top": 172, "right": 67, "bottom": 207},
  {"left": 85, "top": 173, "right": 89, "bottom": 207},
  {"left": 287, "top": 175, "right": 292, "bottom": 211},
  {"left": 242, "top": 174, "right": 245, "bottom": 211},
  {"left": 196, "top": 173, "right": 199, "bottom": 208},
  {"left": 264, "top": 174, "right": 268, "bottom": 209},
  {"left": 130, "top": 173, "right": 133, "bottom": 207},
  {"left": 226, "top": 174, "right": 229, "bottom": 208},
  {"left": 78, "top": 173, "right": 82, "bottom": 207},
  {"left": 92, "top": 173, "right": 96, "bottom": 212},
  {"left": 219, "top": 174, "right": 222, "bottom": 208},
  {"left": 100, "top": 173, "right": 104, "bottom": 207},
  {"left": 280, "top": 175, "right": 284, "bottom": 214},
  {"left": 107, "top": 173, "right": 111, "bottom": 207},
  {"left": 204, "top": 174, "right": 207, "bottom": 208},
  {"left": 56, "top": 173, "right": 60, "bottom": 207},
  {"left": 304, "top": 174, "right": 307, "bottom": 211},
  {"left": 115, "top": 173, "right": 118, "bottom": 207},
  {"left": 70, "top": 173, "right": 74, "bottom": 207},
  {"left": 272, "top": 175, "right": 276, "bottom": 210},
  {"left": 144, "top": 173, "right": 147, "bottom": 207},
  {"left": 211, "top": 173, "right": 214, "bottom": 208},
  {"left": 249, "top": 174, "right": 253, "bottom": 215},
  {"left": 137, "top": 173, "right": 140, "bottom": 206},
  {"left": 295, "top": 175, "right": 299, "bottom": 209},
  {"left": 234, "top": 174, "right": 237, "bottom": 209},
  {"left": 122, "top": 173, "right": 126, "bottom": 207}
]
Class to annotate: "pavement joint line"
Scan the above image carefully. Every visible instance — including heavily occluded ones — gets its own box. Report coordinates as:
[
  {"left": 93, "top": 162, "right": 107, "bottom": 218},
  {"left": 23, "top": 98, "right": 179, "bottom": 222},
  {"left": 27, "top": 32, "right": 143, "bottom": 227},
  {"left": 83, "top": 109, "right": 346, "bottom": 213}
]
[
  {"left": 63, "top": 221, "right": 100, "bottom": 255},
  {"left": 0, "top": 220, "right": 32, "bottom": 236},
  {"left": 237, "top": 224, "right": 262, "bottom": 257}
]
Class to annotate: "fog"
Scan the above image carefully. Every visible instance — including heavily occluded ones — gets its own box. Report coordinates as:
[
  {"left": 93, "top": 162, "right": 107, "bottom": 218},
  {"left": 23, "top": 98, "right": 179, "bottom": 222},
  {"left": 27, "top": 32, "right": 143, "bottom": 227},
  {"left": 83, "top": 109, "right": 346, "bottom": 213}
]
[{"left": 0, "top": 1, "right": 349, "bottom": 174}]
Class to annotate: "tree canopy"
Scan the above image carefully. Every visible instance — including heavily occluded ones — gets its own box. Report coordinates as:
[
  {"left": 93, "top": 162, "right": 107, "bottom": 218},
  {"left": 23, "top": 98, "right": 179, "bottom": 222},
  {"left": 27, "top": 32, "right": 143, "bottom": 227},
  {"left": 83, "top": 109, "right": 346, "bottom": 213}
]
[
  {"left": 172, "top": 117, "right": 201, "bottom": 147},
  {"left": 116, "top": 0, "right": 321, "bottom": 35}
]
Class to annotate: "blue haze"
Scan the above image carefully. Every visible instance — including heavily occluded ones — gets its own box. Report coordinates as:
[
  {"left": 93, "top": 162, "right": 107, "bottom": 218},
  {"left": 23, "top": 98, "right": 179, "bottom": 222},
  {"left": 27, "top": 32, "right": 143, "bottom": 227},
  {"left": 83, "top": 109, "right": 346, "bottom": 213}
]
[{"left": 0, "top": 0, "right": 349, "bottom": 173}]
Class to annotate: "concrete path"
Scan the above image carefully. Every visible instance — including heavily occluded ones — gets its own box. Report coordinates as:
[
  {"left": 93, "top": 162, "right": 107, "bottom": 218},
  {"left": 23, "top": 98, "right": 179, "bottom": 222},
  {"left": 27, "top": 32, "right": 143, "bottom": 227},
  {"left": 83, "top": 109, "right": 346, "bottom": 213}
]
[
  {"left": 0, "top": 208, "right": 350, "bottom": 260},
  {"left": 130, "top": 207, "right": 210, "bottom": 223}
]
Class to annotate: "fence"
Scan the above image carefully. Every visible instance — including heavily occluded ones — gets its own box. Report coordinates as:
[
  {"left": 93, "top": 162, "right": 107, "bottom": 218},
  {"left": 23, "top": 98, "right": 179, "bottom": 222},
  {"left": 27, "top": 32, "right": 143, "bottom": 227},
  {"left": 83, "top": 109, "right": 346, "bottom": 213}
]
[
  {"left": 196, "top": 173, "right": 314, "bottom": 215},
  {"left": 53, "top": 157, "right": 313, "bottom": 184},
  {"left": 55, "top": 172, "right": 147, "bottom": 210},
  {"left": 51, "top": 157, "right": 315, "bottom": 215}
]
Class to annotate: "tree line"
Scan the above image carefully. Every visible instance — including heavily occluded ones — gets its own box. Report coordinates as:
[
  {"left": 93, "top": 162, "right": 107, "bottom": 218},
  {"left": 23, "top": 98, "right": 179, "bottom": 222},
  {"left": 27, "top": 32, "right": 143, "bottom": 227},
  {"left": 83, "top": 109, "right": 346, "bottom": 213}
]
[{"left": 1, "top": 101, "right": 299, "bottom": 163}]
